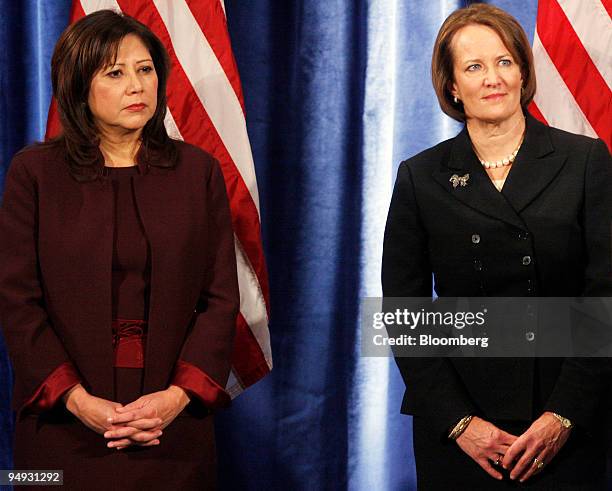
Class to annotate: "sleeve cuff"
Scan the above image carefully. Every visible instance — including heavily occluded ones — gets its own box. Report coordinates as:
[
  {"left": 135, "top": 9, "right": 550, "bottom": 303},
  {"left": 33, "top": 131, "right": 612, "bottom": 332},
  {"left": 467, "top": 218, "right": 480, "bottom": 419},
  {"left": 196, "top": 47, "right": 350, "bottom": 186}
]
[
  {"left": 21, "top": 362, "right": 81, "bottom": 415},
  {"left": 171, "top": 359, "right": 231, "bottom": 409}
]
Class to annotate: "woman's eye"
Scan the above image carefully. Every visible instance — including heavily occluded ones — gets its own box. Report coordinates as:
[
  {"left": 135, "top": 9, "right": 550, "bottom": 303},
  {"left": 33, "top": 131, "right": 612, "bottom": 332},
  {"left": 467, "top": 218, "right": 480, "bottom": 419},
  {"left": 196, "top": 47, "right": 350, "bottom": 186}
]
[
  {"left": 499, "top": 59, "right": 512, "bottom": 66},
  {"left": 467, "top": 64, "right": 481, "bottom": 72},
  {"left": 107, "top": 70, "right": 122, "bottom": 78},
  {"left": 140, "top": 66, "right": 154, "bottom": 73}
]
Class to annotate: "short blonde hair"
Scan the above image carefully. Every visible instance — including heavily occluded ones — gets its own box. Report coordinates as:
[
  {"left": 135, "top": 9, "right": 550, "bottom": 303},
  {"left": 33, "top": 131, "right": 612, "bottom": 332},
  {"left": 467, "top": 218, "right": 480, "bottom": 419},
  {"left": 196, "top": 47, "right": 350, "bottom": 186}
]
[{"left": 431, "top": 4, "right": 536, "bottom": 122}]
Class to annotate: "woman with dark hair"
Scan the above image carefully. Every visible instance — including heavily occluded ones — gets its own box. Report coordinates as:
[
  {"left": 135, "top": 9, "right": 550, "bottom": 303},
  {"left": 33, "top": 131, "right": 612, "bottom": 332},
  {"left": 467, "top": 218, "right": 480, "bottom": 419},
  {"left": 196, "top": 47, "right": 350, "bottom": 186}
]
[
  {"left": 382, "top": 3, "right": 611, "bottom": 490},
  {"left": 0, "top": 10, "right": 238, "bottom": 490}
]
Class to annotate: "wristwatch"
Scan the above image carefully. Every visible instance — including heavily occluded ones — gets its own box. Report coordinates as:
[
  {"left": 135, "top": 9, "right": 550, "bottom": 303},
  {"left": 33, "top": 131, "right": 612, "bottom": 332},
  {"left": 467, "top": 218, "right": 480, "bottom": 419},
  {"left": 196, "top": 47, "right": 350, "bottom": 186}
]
[{"left": 551, "top": 412, "right": 573, "bottom": 430}]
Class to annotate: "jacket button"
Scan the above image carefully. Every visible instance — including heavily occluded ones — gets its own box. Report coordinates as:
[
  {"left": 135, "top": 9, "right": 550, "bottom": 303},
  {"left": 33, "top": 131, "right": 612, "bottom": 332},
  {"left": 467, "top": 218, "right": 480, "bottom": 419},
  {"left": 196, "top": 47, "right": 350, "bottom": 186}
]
[
  {"left": 471, "top": 234, "right": 481, "bottom": 244},
  {"left": 519, "top": 231, "right": 529, "bottom": 240},
  {"left": 473, "top": 260, "right": 483, "bottom": 271},
  {"left": 522, "top": 255, "right": 532, "bottom": 266},
  {"left": 525, "top": 331, "right": 535, "bottom": 342}
]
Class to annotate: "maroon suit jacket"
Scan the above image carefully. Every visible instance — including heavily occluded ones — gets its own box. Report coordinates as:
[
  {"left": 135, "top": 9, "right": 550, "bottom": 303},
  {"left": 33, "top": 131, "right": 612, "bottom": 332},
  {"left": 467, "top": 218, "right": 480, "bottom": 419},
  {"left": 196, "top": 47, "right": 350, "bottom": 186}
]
[{"left": 0, "top": 140, "right": 239, "bottom": 416}]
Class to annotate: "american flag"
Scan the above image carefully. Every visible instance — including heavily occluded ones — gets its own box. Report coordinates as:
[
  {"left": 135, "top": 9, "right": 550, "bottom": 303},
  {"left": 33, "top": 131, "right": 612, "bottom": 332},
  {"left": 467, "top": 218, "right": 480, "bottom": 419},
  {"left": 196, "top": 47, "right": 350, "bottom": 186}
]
[
  {"left": 529, "top": 0, "right": 611, "bottom": 150},
  {"left": 46, "top": 0, "right": 272, "bottom": 398}
]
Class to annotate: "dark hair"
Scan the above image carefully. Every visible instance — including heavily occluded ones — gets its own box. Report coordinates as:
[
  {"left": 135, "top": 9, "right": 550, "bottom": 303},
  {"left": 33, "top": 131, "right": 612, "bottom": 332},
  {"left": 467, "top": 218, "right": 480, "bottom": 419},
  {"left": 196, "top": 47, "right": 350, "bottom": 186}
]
[
  {"left": 431, "top": 3, "right": 536, "bottom": 122},
  {"left": 50, "top": 9, "right": 177, "bottom": 181}
]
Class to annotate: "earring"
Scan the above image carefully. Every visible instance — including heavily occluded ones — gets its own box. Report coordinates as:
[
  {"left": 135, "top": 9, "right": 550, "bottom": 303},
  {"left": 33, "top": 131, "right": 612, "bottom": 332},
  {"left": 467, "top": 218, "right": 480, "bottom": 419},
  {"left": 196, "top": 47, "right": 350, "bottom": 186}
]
[{"left": 453, "top": 96, "right": 458, "bottom": 104}]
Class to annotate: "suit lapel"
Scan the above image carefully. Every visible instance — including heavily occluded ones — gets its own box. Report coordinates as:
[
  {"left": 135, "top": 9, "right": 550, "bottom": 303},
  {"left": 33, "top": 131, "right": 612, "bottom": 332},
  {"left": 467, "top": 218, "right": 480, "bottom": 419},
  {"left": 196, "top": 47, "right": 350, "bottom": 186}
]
[
  {"left": 432, "top": 114, "right": 566, "bottom": 230},
  {"left": 502, "top": 115, "right": 567, "bottom": 212},
  {"left": 432, "top": 125, "right": 527, "bottom": 231}
]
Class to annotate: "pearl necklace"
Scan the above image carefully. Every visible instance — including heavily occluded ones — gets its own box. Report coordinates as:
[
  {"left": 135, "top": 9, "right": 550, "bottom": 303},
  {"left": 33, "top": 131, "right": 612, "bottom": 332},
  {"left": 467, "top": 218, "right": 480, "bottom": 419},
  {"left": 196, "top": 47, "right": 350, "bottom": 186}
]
[
  {"left": 479, "top": 149, "right": 518, "bottom": 168},
  {"left": 477, "top": 136, "right": 524, "bottom": 169}
]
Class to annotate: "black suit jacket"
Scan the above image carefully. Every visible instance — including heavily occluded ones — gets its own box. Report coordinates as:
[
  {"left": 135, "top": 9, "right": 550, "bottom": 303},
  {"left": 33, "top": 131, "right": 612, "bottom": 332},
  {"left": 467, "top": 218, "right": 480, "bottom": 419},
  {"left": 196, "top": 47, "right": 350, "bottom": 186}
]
[{"left": 382, "top": 114, "right": 612, "bottom": 440}]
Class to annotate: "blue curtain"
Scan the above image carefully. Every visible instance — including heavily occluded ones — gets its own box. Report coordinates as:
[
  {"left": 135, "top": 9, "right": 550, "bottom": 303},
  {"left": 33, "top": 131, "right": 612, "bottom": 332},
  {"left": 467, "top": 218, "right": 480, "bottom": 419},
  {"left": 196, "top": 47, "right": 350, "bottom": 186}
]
[
  {"left": 215, "top": 2, "right": 367, "bottom": 489},
  {"left": 0, "top": 1, "right": 561, "bottom": 490}
]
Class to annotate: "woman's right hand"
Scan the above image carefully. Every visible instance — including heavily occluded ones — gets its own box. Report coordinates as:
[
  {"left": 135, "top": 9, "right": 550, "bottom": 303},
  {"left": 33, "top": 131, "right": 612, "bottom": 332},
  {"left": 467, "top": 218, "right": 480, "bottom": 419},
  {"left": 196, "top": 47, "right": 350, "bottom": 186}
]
[
  {"left": 455, "top": 416, "right": 518, "bottom": 480},
  {"left": 63, "top": 384, "right": 162, "bottom": 447},
  {"left": 63, "top": 384, "right": 123, "bottom": 434}
]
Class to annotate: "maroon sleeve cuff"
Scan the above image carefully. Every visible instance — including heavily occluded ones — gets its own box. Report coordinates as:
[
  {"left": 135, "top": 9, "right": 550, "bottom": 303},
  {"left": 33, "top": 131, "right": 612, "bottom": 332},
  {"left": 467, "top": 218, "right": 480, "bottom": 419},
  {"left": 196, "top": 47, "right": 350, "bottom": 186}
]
[
  {"left": 171, "top": 359, "right": 231, "bottom": 408},
  {"left": 22, "top": 362, "right": 81, "bottom": 414}
]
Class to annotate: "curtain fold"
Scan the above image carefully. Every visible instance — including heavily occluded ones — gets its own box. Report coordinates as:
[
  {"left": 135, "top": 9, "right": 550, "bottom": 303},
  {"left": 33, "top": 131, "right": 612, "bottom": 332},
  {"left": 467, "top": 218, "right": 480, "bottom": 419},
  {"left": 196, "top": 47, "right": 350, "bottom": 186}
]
[{"left": 216, "top": 2, "right": 366, "bottom": 488}]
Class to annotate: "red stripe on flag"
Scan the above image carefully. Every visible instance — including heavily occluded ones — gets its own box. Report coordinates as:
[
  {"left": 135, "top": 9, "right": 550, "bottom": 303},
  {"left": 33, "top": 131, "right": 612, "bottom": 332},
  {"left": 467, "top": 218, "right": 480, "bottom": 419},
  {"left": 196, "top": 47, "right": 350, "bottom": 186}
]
[
  {"left": 537, "top": 0, "right": 612, "bottom": 146},
  {"left": 528, "top": 101, "right": 548, "bottom": 126},
  {"left": 184, "top": 0, "right": 246, "bottom": 114},
  {"left": 45, "top": 99, "right": 62, "bottom": 140},
  {"left": 116, "top": 0, "right": 270, "bottom": 310},
  {"left": 45, "top": 1, "right": 87, "bottom": 140},
  {"left": 70, "top": 0, "right": 86, "bottom": 22},
  {"left": 231, "top": 313, "right": 271, "bottom": 388},
  {"left": 601, "top": 0, "right": 612, "bottom": 19}
]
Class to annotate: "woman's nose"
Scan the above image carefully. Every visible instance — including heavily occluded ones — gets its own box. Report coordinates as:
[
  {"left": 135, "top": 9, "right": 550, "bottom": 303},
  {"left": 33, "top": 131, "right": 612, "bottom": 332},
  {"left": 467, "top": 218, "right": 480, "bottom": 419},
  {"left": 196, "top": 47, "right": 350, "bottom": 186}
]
[
  {"left": 126, "top": 71, "right": 144, "bottom": 93},
  {"left": 484, "top": 67, "right": 502, "bottom": 86}
]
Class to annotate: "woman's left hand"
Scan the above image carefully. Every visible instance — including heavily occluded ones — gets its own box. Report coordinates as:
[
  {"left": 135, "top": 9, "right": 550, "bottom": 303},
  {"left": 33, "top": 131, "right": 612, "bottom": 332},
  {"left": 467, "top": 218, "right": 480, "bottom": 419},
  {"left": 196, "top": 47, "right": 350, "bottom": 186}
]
[
  {"left": 502, "top": 412, "right": 571, "bottom": 482},
  {"left": 104, "top": 385, "right": 190, "bottom": 449}
]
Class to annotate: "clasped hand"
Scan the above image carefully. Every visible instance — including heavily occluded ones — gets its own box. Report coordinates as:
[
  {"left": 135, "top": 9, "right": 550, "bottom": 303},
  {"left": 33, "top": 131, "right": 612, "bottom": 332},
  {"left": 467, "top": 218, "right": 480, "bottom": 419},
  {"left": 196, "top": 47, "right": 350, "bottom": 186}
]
[
  {"left": 64, "top": 384, "right": 190, "bottom": 450},
  {"left": 456, "top": 413, "right": 571, "bottom": 483}
]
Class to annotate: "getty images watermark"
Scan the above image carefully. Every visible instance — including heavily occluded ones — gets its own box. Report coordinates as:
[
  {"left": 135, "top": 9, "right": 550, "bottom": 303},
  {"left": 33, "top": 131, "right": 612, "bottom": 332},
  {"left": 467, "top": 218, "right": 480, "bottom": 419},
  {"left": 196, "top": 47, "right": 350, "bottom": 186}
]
[
  {"left": 372, "top": 306, "right": 489, "bottom": 348},
  {"left": 361, "top": 297, "right": 612, "bottom": 357}
]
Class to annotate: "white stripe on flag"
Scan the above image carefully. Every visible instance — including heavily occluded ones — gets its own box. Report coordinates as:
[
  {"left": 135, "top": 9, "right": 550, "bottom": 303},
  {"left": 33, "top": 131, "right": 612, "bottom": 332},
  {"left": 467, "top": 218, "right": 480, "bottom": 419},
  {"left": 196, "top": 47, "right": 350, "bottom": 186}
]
[
  {"left": 152, "top": 0, "right": 261, "bottom": 214},
  {"left": 226, "top": 370, "right": 242, "bottom": 398},
  {"left": 163, "top": 109, "right": 184, "bottom": 141},
  {"left": 80, "top": 0, "right": 121, "bottom": 14},
  {"left": 532, "top": 30, "right": 598, "bottom": 138},
  {"left": 235, "top": 241, "right": 272, "bottom": 362},
  {"left": 557, "top": 0, "right": 612, "bottom": 91}
]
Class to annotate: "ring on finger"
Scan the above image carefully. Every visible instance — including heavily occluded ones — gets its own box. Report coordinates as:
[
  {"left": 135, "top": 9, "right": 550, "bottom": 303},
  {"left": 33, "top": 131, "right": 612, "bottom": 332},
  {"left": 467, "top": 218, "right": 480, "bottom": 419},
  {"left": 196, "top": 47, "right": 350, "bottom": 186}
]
[
  {"left": 533, "top": 457, "right": 545, "bottom": 470},
  {"left": 494, "top": 454, "right": 503, "bottom": 466}
]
